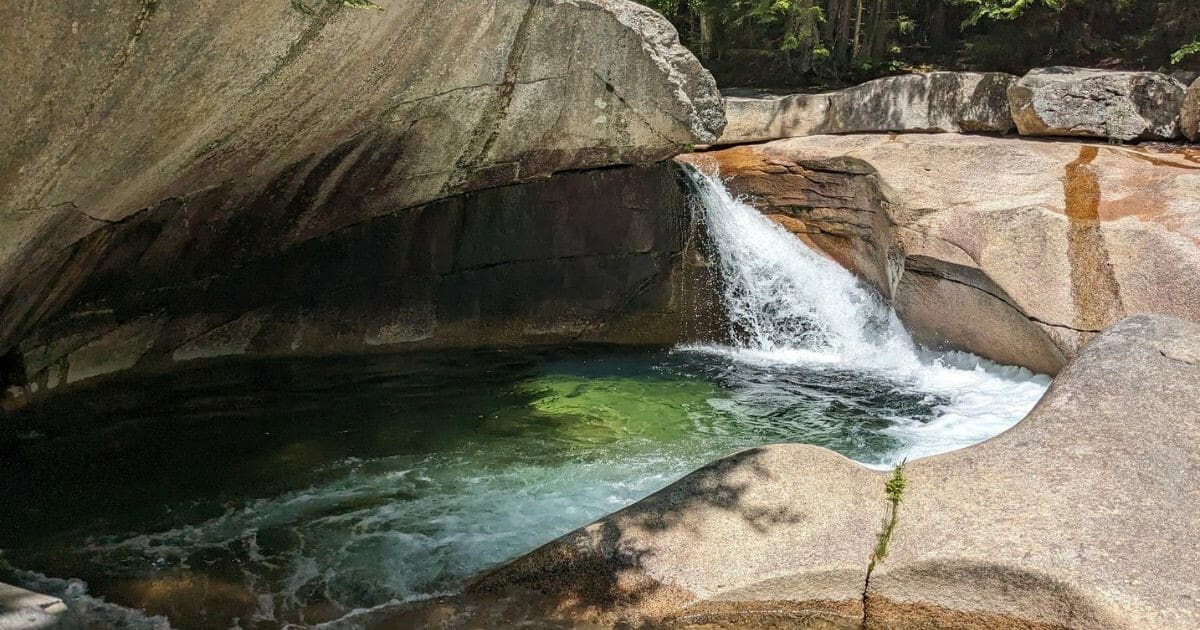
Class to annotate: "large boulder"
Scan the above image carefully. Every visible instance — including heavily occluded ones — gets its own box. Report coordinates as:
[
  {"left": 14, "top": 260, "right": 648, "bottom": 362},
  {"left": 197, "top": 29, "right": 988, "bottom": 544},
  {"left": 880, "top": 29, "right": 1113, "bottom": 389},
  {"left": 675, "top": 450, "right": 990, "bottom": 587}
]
[
  {"left": 719, "top": 91, "right": 833, "bottom": 145},
  {"left": 682, "top": 134, "right": 1200, "bottom": 374},
  {"left": 395, "top": 314, "right": 1200, "bottom": 629},
  {"left": 1182, "top": 77, "right": 1200, "bottom": 142},
  {"left": 828, "top": 71, "right": 1016, "bottom": 134},
  {"left": 718, "top": 72, "right": 1016, "bottom": 144},
  {"left": 1008, "top": 67, "right": 1185, "bottom": 141},
  {"left": 0, "top": 0, "right": 723, "bottom": 396}
]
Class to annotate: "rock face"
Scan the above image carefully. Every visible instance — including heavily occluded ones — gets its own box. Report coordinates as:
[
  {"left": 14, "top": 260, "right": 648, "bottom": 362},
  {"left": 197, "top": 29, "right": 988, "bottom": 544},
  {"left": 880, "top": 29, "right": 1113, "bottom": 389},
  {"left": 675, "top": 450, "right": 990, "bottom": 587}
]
[
  {"left": 1171, "top": 70, "right": 1200, "bottom": 86},
  {"left": 482, "top": 447, "right": 882, "bottom": 628},
  {"left": 0, "top": 0, "right": 723, "bottom": 223},
  {"left": 427, "top": 314, "right": 1200, "bottom": 629},
  {"left": 1008, "top": 67, "right": 1186, "bottom": 141},
  {"left": 1182, "top": 77, "right": 1200, "bottom": 141},
  {"left": 718, "top": 71, "right": 1016, "bottom": 144},
  {"left": 0, "top": 0, "right": 724, "bottom": 398},
  {"left": 831, "top": 71, "right": 1017, "bottom": 135},
  {"left": 682, "top": 135, "right": 1200, "bottom": 374},
  {"left": 710, "top": 68, "right": 1196, "bottom": 145},
  {"left": 4, "top": 163, "right": 714, "bottom": 401},
  {"left": 865, "top": 314, "right": 1200, "bottom": 629},
  {"left": 719, "top": 91, "right": 834, "bottom": 145},
  {"left": 0, "top": 581, "right": 67, "bottom": 629}
]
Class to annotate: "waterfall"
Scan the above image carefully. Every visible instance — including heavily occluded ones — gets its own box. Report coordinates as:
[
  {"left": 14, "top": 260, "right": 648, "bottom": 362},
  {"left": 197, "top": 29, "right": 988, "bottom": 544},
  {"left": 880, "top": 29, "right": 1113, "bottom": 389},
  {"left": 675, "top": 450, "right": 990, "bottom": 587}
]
[
  {"left": 682, "top": 166, "right": 1051, "bottom": 463},
  {"left": 686, "top": 165, "right": 919, "bottom": 370}
]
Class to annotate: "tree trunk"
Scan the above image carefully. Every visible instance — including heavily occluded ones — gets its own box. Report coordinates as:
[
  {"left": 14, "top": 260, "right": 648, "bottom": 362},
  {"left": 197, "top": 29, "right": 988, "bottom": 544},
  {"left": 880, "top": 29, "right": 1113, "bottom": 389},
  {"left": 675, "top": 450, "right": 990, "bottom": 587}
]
[
  {"left": 836, "top": 0, "right": 853, "bottom": 69},
  {"left": 867, "top": 0, "right": 890, "bottom": 60},
  {"left": 929, "top": 0, "right": 946, "bottom": 48},
  {"left": 700, "top": 10, "right": 718, "bottom": 61},
  {"left": 853, "top": 0, "right": 864, "bottom": 58},
  {"left": 674, "top": 0, "right": 692, "bottom": 45},
  {"left": 823, "top": 0, "right": 841, "bottom": 44}
]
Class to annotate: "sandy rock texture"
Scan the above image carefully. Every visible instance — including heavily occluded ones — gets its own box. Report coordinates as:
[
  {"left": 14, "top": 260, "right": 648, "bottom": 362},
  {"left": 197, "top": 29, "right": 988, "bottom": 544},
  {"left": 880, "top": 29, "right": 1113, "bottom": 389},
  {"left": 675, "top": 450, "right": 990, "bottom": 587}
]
[
  {"left": 681, "top": 134, "right": 1200, "bottom": 374},
  {"left": 1008, "top": 67, "right": 1185, "bottom": 141},
  {"left": 1181, "top": 77, "right": 1200, "bottom": 142},
  {"left": 867, "top": 314, "right": 1200, "bottom": 629},
  {"left": 386, "top": 315, "right": 1200, "bottom": 629},
  {"left": 0, "top": 0, "right": 723, "bottom": 397},
  {"left": 719, "top": 71, "right": 1016, "bottom": 144},
  {"left": 720, "top": 68, "right": 1196, "bottom": 146}
]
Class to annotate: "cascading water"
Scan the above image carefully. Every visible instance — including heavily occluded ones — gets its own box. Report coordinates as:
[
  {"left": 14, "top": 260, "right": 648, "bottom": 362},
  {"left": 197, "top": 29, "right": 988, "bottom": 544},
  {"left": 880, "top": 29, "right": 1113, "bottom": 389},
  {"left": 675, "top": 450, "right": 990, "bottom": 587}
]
[
  {"left": 685, "top": 166, "right": 917, "bottom": 367},
  {"left": 682, "top": 166, "right": 1049, "bottom": 463}
]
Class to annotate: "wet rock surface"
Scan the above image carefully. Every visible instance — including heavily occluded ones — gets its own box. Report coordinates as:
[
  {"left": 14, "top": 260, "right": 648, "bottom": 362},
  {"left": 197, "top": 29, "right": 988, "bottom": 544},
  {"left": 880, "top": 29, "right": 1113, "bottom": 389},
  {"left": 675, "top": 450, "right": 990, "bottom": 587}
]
[
  {"left": 1008, "top": 67, "right": 1186, "bottom": 141},
  {"left": 683, "top": 134, "right": 1200, "bottom": 373},
  {"left": 401, "top": 315, "right": 1200, "bottom": 629}
]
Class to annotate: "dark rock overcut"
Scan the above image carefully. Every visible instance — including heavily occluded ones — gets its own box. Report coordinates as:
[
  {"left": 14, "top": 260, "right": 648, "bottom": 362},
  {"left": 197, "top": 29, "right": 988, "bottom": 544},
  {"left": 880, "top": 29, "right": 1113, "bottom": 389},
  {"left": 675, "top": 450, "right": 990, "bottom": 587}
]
[{"left": 0, "top": 0, "right": 725, "bottom": 398}]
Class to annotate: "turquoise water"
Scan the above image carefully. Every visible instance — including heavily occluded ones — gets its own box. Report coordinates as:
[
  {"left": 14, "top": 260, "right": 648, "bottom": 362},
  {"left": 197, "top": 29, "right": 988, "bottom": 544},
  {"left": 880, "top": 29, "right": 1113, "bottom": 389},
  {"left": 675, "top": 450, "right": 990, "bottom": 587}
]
[{"left": 0, "top": 346, "right": 996, "bottom": 628}]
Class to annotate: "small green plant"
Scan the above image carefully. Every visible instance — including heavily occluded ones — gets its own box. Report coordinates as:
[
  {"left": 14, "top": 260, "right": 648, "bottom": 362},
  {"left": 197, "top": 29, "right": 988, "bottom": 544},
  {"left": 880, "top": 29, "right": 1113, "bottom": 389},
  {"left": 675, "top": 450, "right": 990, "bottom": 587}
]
[
  {"left": 868, "top": 460, "right": 906, "bottom": 574},
  {"left": 953, "top": 0, "right": 1065, "bottom": 28},
  {"left": 1172, "top": 40, "right": 1200, "bottom": 66}
]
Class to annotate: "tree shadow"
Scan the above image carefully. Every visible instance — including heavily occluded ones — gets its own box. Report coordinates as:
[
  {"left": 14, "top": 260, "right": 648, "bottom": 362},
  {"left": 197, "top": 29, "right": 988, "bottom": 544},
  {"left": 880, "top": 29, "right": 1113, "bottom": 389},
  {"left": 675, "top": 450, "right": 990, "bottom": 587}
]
[{"left": 423, "top": 448, "right": 812, "bottom": 626}]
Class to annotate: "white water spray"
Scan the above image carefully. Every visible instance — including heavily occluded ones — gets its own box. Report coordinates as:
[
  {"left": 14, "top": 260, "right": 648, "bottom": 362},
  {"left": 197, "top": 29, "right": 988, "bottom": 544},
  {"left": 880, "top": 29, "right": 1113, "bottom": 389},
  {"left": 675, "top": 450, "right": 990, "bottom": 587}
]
[
  {"left": 683, "top": 166, "right": 1050, "bottom": 463},
  {"left": 686, "top": 166, "right": 918, "bottom": 369}
]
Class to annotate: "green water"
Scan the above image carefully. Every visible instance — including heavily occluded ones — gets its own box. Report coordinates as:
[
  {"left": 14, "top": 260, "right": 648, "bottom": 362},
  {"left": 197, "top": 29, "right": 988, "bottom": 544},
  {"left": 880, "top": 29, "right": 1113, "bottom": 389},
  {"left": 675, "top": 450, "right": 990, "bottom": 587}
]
[{"left": 0, "top": 346, "right": 946, "bottom": 628}]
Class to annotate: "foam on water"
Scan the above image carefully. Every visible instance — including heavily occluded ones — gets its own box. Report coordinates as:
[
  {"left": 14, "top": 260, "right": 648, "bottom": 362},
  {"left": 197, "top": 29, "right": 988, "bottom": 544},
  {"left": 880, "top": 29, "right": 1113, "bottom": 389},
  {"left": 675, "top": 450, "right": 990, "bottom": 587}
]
[
  {"left": 70, "top": 446, "right": 695, "bottom": 624},
  {"left": 682, "top": 166, "right": 1049, "bottom": 466}
]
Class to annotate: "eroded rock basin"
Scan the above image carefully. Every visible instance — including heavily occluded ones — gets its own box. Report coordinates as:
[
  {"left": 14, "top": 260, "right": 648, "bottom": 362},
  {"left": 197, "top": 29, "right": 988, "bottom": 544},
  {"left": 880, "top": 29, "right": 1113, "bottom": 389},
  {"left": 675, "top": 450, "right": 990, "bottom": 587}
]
[
  {"left": 446, "top": 315, "right": 1200, "bottom": 630},
  {"left": 0, "top": 341, "right": 1046, "bottom": 628}
]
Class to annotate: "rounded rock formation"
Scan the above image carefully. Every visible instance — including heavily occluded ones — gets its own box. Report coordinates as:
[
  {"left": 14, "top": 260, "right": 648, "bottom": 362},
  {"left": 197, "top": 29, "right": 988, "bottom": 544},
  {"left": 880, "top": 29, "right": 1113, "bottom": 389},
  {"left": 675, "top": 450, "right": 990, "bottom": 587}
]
[
  {"left": 1008, "top": 67, "right": 1185, "bottom": 141},
  {"left": 718, "top": 71, "right": 1016, "bottom": 145},
  {"left": 0, "top": 0, "right": 725, "bottom": 397},
  {"left": 1182, "top": 77, "right": 1200, "bottom": 142}
]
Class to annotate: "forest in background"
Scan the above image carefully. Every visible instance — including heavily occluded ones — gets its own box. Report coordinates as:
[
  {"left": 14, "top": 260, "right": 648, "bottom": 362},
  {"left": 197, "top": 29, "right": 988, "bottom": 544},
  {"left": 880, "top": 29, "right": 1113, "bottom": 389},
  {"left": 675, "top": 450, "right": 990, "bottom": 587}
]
[{"left": 635, "top": 0, "right": 1200, "bottom": 88}]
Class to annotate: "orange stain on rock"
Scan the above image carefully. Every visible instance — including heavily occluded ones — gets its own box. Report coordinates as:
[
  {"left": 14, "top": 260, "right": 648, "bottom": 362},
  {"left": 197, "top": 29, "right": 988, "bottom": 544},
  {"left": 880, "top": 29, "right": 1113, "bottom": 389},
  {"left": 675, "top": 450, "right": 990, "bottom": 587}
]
[
  {"left": 1062, "top": 145, "right": 1123, "bottom": 331},
  {"left": 1064, "top": 146, "right": 1100, "bottom": 221}
]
